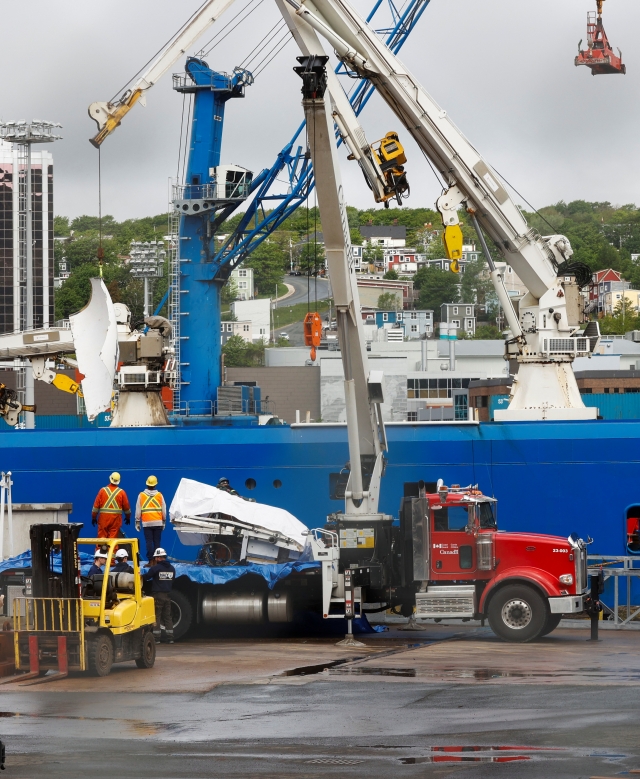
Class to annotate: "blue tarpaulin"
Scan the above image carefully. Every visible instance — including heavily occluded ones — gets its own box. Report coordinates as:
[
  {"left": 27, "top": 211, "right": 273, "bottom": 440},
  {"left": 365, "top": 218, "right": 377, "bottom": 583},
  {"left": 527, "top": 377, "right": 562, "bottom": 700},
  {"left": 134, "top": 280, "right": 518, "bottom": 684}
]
[
  {"left": 0, "top": 550, "right": 321, "bottom": 590},
  {"left": 172, "top": 559, "right": 321, "bottom": 589}
]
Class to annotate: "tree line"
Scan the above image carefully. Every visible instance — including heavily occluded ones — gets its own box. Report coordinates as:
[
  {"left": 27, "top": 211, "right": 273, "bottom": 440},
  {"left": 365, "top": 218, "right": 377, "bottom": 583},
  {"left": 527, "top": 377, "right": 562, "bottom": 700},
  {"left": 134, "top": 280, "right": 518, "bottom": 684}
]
[{"left": 54, "top": 201, "right": 640, "bottom": 332}]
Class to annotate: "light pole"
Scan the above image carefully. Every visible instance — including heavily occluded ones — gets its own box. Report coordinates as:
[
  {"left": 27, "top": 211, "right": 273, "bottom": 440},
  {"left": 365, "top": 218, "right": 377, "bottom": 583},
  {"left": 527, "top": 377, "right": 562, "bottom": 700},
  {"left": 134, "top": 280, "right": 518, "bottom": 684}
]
[
  {"left": 0, "top": 121, "right": 61, "bottom": 429},
  {"left": 129, "top": 241, "right": 165, "bottom": 318}
]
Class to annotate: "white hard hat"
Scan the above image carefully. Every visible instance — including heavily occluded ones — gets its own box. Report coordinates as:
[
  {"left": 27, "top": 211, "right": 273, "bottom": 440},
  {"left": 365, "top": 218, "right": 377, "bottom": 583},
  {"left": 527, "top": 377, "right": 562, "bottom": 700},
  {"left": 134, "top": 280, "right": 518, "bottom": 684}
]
[
  {"left": 115, "top": 549, "right": 128, "bottom": 559},
  {"left": 94, "top": 550, "right": 108, "bottom": 559},
  {"left": 153, "top": 548, "right": 167, "bottom": 558}
]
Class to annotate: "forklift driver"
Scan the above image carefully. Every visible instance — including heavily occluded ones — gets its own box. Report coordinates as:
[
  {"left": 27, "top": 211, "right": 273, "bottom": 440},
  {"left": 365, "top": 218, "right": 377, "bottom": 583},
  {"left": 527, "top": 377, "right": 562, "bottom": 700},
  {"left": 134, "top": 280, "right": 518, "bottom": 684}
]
[
  {"left": 112, "top": 548, "right": 134, "bottom": 573},
  {"left": 87, "top": 549, "right": 108, "bottom": 577}
]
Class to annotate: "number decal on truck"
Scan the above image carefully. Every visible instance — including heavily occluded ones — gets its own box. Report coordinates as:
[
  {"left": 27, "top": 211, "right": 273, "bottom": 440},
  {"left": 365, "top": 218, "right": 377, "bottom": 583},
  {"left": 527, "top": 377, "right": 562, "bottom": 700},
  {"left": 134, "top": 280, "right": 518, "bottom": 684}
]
[{"left": 552, "top": 548, "right": 568, "bottom": 553}]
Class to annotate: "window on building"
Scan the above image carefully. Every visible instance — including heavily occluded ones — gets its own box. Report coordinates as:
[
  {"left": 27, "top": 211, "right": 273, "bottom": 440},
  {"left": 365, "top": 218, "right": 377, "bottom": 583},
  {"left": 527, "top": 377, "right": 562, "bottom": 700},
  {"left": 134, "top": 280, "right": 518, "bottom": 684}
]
[
  {"left": 580, "top": 388, "right": 593, "bottom": 394},
  {"left": 411, "top": 312, "right": 417, "bottom": 319},
  {"left": 604, "top": 388, "right": 610, "bottom": 393},
  {"left": 220, "top": 323, "right": 225, "bottom": 332},
  {"left": 454, "top": 393, "right": 468, "bottom": 421},
  {"left": 243, "top": 324, "right": 249, "bottom": 331},
  {"left": 226, "top": 323, "right": 232, "bottom": 332},
  {"left": 259, "top": 328, "right": 266, "bottom": 335},
  {"left": 411, "top": 325, "right": 418, "bottom": 332},
  {"left": 382, "top": 313, "right": 388, "bottom": 322},
  {"left": 614, "top": 387, "right": 620, "bottom": 393},
  {"left": 407, "top": 412, "right": 418, "bottom": 422},
  {"left": 453, "top": 307, "right": 458, "bottom": 315},
  {"left": 238, "top": 282, "right": 247, "bottom": 288},
  {"left": 238, "top": 269, "right": 247, "bottom": 277},
  {"left": 466, "top": 307, "right": 471, "bottom": 315},
  {"left": 452, "top": 320, "right": 460, "bottom": 328},
  {"left": 397, "top": 313, "right": 403, "bottom": 321}
]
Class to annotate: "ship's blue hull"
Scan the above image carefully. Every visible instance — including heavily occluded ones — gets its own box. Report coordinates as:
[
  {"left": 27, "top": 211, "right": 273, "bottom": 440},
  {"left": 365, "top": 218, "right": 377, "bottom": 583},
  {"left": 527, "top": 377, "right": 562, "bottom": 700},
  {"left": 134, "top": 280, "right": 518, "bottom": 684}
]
[{"left": 1, "top": 420, "right": 638, "bottom": 559}]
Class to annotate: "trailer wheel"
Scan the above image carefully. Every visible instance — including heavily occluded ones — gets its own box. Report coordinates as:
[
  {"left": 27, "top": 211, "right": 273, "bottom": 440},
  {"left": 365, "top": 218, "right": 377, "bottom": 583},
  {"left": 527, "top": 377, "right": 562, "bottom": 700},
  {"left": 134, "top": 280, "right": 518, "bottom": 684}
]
[
  {"left": 540, "top": 612, "right": 562, "bottom": 637},
  {"left": 135, "top": 630, "right": 156, "bottom": 669},
  {"left": 487, "top": 584, "right": 548, "bottom": 643},
  {"left": 88, "top": 633, "right": 114, "bottom": 676},
  {"left": 170, "top": 590, "right": 194, "bottom": 641}
]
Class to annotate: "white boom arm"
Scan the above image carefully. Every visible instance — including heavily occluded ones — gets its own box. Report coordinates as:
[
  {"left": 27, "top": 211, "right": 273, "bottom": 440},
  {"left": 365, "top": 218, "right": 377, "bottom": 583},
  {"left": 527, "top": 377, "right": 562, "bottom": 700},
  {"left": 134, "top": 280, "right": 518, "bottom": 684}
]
[
  {"left": 293, "top": 53, "right": 387, "bottom": 517},
  {"left": 0, "top": 279, "right": 117, "bottom": 425},
  {"left": 283, "top": 0, "right": 599, "bottom": 421},
  {"left": 88, "top": 0, "right": 238, "bottom": 147}
]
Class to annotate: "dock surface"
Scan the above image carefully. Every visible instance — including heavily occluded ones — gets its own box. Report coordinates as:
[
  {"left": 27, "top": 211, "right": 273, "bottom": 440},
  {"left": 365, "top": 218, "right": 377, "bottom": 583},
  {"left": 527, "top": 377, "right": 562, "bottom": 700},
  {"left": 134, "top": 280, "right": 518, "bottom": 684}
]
[{"left": 1, "top": 624, "right": 639, "bottom": 777}]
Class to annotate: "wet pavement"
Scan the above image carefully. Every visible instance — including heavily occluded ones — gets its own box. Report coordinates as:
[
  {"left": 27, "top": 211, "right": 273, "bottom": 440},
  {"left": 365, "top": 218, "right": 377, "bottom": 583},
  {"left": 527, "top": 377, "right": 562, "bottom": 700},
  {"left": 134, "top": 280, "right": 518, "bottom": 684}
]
[{"left": 2, "top": 624, "right": 640, "bottom": 777}]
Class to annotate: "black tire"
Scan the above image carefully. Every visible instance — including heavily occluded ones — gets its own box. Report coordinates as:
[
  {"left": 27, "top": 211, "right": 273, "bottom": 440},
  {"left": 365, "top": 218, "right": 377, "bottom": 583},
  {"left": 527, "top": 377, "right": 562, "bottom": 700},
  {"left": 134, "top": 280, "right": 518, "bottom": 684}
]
[
  {"left": 170, "top": 590, "right": 194, "bottom": 641},
  {"left": 487, "top": 584, "right": 548, "bottom": 643},
  {"left": 541, "top": 612, "right": 562, "bottom": 637},
  {"left": 135, "top": 630, "right": 156, "bottom": 668},
  {"left": 87, "top": 633, "right": 114, "bottom": 677}
]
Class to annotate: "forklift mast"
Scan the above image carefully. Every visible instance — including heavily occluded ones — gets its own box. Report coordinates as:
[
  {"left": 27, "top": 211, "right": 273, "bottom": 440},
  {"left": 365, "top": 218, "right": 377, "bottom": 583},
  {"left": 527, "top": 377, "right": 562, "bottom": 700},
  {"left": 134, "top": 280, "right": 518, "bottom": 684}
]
[{"left": 30, "top": 524, "right": 83, "bottom": 600}]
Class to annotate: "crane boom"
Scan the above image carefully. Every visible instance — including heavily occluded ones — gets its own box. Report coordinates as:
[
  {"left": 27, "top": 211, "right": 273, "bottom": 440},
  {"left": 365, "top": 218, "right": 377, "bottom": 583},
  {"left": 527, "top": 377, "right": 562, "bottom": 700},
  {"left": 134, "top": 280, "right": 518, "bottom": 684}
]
[
  {"left": 88, "top": 0, "right": 237, "bottom": 147},
  {"left": 294, "top": 52, "right": 386, "bottom": 517},
  {"left": 284, "top": 0, "right": 600, "bottom": 421}
]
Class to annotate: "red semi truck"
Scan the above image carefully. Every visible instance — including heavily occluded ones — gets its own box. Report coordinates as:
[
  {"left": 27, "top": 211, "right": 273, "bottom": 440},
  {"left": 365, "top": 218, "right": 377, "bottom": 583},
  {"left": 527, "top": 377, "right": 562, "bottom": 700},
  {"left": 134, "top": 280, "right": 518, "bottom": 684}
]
[{"left": 315, "top": 480, "right": 591, "bottom": 643}]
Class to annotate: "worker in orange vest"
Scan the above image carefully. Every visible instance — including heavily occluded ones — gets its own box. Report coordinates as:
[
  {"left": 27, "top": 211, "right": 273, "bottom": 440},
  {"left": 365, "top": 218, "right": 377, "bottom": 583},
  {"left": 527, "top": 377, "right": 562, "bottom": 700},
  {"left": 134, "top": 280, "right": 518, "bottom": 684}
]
[
  {"left": 135, "top": 475, "right": 167, "bottom": 560},
  {"left": 91, "top": 472, "right": 131, "bottom": 538}
]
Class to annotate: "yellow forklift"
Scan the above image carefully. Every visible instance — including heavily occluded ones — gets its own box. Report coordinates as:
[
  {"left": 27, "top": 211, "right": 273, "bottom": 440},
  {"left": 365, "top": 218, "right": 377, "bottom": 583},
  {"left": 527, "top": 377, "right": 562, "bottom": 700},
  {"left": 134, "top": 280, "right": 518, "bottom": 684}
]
[{"left": 10, "top": 524, "right": 156, "bottom": 679}]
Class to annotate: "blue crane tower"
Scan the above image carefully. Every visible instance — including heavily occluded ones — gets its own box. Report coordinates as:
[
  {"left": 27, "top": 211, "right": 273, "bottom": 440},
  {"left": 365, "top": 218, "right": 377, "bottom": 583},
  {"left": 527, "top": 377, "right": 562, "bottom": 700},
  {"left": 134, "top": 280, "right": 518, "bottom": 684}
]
[
  {"left": 170, "top": 57, "right": 261, "bottom": 415},
  {"left": 164, "top": 0, "right": 431, "bottom": 418}
]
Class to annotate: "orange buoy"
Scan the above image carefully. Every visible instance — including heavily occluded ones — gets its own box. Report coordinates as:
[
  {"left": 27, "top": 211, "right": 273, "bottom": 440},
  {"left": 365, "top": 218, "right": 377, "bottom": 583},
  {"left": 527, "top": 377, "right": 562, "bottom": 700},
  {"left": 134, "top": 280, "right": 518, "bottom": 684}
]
[{"left": 303, "top": 312, "right": 323, "bottom": 362}]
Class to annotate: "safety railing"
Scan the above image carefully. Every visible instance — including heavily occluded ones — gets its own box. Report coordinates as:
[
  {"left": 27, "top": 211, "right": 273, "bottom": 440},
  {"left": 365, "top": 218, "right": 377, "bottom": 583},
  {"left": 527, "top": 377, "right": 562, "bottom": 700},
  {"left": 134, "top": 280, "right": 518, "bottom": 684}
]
[
  {"left": 588, "top": 555, "right": 640, "bottom": 627},
  {"left": 15, "top": 597, "right": 83, "bottom": 634}
]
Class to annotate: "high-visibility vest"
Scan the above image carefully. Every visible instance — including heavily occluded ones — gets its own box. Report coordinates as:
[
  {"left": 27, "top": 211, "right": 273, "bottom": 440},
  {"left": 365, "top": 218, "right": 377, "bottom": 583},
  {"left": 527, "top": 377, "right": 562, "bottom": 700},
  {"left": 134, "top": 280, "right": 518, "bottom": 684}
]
[
  {"left": 139, "top": 492, "right": 163, "bottom": 524},
  {"left": 97, "top": 486, "right": 123, "bottom": 515}
]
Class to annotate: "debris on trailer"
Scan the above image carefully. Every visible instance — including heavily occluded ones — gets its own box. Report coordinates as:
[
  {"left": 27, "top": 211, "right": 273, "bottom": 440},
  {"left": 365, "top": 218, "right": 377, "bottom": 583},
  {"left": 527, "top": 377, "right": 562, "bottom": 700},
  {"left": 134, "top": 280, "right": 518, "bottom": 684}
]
[
  {"left": 169, "top": 478, "right": 309, "bottom": 565},
  {"left": 575, "top": 0, "right": 626, "bottom": 75}
]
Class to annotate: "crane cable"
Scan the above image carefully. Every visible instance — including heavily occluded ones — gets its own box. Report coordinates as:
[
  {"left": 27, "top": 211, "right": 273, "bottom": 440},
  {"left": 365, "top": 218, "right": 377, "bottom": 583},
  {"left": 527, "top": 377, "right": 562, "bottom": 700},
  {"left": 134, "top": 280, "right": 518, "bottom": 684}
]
[
  {"left": 201, "top": 0, "right": 266, "bottom": 56},
  {"left": 97, "top": 147, "right": 103, "bottom": 278}
]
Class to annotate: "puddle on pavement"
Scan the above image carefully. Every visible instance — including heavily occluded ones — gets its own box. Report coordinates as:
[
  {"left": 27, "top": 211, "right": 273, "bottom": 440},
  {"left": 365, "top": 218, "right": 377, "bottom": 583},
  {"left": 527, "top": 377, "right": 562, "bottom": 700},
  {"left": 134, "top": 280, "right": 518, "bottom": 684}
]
[
  {"left": 283, "top": 658, "right": 365, "bottom": 676},
  {"left": 330, "top": 667, "right": 416, "bottom": 678}
]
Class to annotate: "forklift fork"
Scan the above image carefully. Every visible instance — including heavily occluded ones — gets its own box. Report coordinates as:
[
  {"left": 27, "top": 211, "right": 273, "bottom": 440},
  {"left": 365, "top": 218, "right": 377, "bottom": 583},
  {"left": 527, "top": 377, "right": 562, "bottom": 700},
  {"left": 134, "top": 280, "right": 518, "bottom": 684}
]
[
  {"left": 21, "top": 636, "right": 69, "bottom": 685},
  {"left": 0, "top": 635, "right": 40, "bottom": 685}
]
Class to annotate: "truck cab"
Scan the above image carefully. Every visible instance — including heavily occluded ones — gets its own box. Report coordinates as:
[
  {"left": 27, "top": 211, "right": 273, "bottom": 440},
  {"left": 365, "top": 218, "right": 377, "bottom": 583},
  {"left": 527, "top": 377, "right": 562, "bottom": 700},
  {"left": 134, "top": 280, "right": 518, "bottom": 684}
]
[{"left": 396, "top": 481, "right": 589, "bottom": 641}]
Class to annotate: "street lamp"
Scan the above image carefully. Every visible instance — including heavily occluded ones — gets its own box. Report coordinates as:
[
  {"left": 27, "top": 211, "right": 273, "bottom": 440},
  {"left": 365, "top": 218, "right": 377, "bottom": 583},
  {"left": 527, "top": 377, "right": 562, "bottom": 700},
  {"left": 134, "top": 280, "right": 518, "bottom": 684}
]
[
  {"left": 0, "top": 121, "right": 62, "bottom": 429},
  {"left": 129, "top": 241, "right": 166, "bottom": 317}
]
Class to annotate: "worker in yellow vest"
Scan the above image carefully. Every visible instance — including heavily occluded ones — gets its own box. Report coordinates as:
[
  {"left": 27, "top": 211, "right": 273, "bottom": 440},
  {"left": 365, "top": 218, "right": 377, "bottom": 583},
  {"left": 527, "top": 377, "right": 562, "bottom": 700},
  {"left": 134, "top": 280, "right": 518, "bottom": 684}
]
[{"left": 135, "top": 475, "right": 167, "bottom": 561}]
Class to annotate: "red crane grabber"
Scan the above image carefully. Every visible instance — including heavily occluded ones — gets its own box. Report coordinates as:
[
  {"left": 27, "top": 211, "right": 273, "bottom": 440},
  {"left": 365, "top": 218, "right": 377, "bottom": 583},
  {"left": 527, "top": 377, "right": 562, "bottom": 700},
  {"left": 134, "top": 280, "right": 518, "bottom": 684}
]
[{"left": 575, "top": 0, "right": 626, "bottom": 75}]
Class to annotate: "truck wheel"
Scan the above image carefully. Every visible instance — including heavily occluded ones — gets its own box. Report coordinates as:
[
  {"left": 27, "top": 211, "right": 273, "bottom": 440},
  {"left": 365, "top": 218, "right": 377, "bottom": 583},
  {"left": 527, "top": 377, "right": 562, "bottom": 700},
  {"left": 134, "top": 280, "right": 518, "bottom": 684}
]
[
  {"left": 88, "top": 633, "right": 114, "bottom": 676},
  {"left": 135, "top": 630, "right": 156, "bottom": 669},
  {"left": 170, "top": 590, "right": 193, "bottom": 641},
  {"left": 487, "top": 584, "right": 548, "bottom": 643},
  {"left": 541, "top": 612, "right": 562, "bottom": 637}
]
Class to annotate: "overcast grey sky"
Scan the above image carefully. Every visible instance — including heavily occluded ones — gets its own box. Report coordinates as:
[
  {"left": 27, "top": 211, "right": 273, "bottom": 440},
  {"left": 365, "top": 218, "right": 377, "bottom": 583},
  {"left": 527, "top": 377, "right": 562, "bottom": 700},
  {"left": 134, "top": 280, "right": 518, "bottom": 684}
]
[{"left": 1, "top": 0, "right": 638, "bottom": 221}]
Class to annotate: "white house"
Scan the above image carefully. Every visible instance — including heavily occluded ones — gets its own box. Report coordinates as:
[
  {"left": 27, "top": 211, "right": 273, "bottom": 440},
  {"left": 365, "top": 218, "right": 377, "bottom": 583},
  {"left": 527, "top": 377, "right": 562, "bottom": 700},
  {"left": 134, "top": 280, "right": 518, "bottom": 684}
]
[
  {"left": 220, "top": 320, "right": 253, "bottom": 344},
  {"left": 359, "top": 225, "right": 406, "bottom": 248},
  {"left": 231, "top": 298, "right": 270, "bottom": 342}
]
